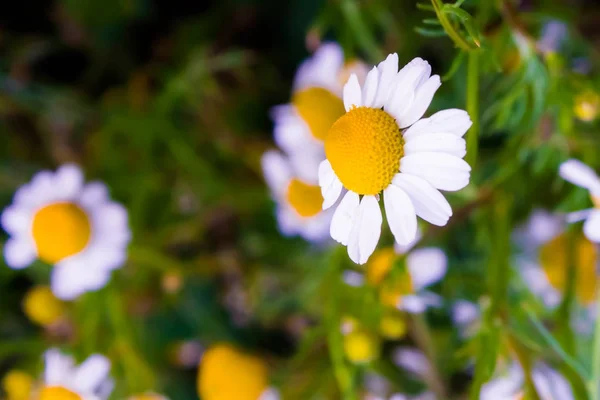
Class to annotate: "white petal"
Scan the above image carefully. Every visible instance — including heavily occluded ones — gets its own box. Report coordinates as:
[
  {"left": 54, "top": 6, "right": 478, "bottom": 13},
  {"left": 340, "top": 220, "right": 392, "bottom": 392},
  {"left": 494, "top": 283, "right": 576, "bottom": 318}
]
[
  {"left": 44, "top": 348, "right": 74, "bottom": 384},
  {"left": 404, "top": 133, "right": 466, "bottom": 158},
  {"left": 403, "top": 109, "right": 472, "bottom": 142},
  {"left": 343, "top": 74, "right": 362, "bottom": 111},
  {"left": 342, "top": 270, "right": 365, "bottom": 287},
  {"left": 397, "top": 75, "right": 442, "bottom": 128},
  {"left": 583, "top": 210, "right": 600, "bottom": 243},
  {"left": 386, "top": 58, "right": 431, "bottom": 120},
  {"left": 293, "top": 42, "right": 344, "bottom": 91},
  {"left": 373, "top": 53, "right": 399, "bottom": 108},
  {"left": 383, "top": 185, "right": 417, "bottom": 245},
  {"left": 400, "top": 153, "right": 471, "bottom": 192},
  {"left": 559, "top": 159, "right": 600, "bottom": 195},
  {"left": 3, "top": 238, "right": 36, "bottom": 269},
  {"left": 259, "top": 388, "right": 281, "bottom": 400},
  {"left": 362, "top": 66, "right": 379, "bottom": 107},
  {"left": 272, "top": 106, "right": 319, "bottom": 156},
  {"left": 406, "top": 247, "right": 447, "bottom": 290},
  {"left": 1, "top": 206, "right": 31, "bottom": 236},
  {"left": 566, "top": 209, "right": 593, "bottom": 223},
  {"left": 318, "top": 160, "right": 343, "bottom": 209},
  {"left": 392, "top": 347, "right": 430, "bottom": 377},
  {"left": 347, "top": 195, "right": 382, "bottom": 264},
  {"left": 276, "top": 206, "right": 299, "bottom": 237},
  {"left": 72, "top": 354, "right": 111, "bottom": 392},
  {"left": 51, "top": 263, "right": 88, "bottom": 300},
  {"left": 261, "top": 150, "right": 292, "bottom": 196},
  {"left": 452, "top": 300, "right": 480, "bottom": 326},
  {"left": 330, "top": 192, "right": 360, "bottom": 245},
  {"left": 79, "top": 182, "right": 109, "bottom": 208},
  {"left": 54, "top": 164, "right": 84, "bottom": 199},
  {"left": 399, "top": 294, "right": 427, "bottom": 313},
  {"left": 392, "top": 173, "right": 452, "bottom": 226}
]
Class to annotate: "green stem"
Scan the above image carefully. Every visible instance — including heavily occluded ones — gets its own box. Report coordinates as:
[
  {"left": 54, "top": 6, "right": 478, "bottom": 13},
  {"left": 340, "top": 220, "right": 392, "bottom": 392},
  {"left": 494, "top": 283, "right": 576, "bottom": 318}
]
[
  {"left": 409, "top": 314, "right": 447, "bottom": 399},
  {"left": 430, "top": 0, "right": 474, "bottom": 51},
  {"left": 326, "top": 248, "right": 358, "bottom": 400},
  {"left": 589, "top": 259, "right": 600, "bottom": 399},
  {"left": 557, "top": 230, "right": 577, "bottom": 354},
  {"left": 339, "top": 0, "right": 383, "bottom": 62},
  {"left": 466, "top": 50, "right": 480, "bottom": 168}
]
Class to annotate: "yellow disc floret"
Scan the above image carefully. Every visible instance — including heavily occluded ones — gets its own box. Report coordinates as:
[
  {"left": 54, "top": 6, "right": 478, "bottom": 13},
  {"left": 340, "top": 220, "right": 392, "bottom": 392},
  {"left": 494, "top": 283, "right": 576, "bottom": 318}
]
[
  {"left": 379, "top": 310, "right": 407, "bottom": 340},
  {"left": 343, "top": 329, "right": 380, "bottom": 364},
  {"left": 326, "top": 107, "right": 404, "bottom": 195},
  {"left": 286, "top": 179, "right": 324, "bottom": 218},
  {"left": 2, "top": 370, "right": 33, "bottom": 400},
  {"left": 23, "top": 286, "right": 65, "bottom": 326},
  {"left": 592, "top": 195, "right": 600, "bottom": 209},
  {"left": 367, "top": 247, "right": 398, "bottom": 286},
  {"left": 198, "top": 344, "right": 269, "bottom": 400},
  {"left": 32, "top": 202, "right": 91, "bottom": 264},
  {"left": 540, "top": 232, "right": 598, "bottom": 304},
  {"left": 574, "top": 90, "right": 599, "bottom": 122},
  {"left": 39, "top": 386, "right": 82, "bottom": 400},
  {"left": 292, "top": 87, "right": 345, "bottom": 142}
]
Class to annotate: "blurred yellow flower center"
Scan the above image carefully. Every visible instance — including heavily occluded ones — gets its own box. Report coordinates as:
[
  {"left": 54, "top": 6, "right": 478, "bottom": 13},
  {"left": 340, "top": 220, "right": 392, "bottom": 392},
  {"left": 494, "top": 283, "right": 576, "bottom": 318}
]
[
  {"left": 286, "top": 179, "right": 323, "bottom": 218},
  {"left": 592, "top": 195, "right": 600, "bottom": 209},
  {"left": 367, "top": 247, "right": 398, "bottom": 285},
  {"left": 32, "top": 202, "right": 91, "bottom": 264},
  {"left": 292, "top": 87, "right": 345, "bottom": 142},
  {"left": 574, "top": 91, "right": 599, "bottom": 122},
  {"left": 343, "top": 329, "right": 380, "bottom": 364},
  {"left": 540, "top": 233, "right": 598, "bottom": 304},
  {"left": 2, "top": 370, "right": 33, "bottom": 400},
  {"left": 326, "top": 107, "right": 403, "bottom": 195},
  {"left": 23, "top": 286, "right": 65, "bottom": 326},
  {"left": 39, "top": 386, "right": 82, "bottom": 400},
  {"left": 198, "top": 344, "right": 269, "bottom": 400},
  {"left": 379, "top": 311, "right": 407, "bottom": 340},
  {"left": 380, "top": 273, "right": 414, "bottom": 309}
]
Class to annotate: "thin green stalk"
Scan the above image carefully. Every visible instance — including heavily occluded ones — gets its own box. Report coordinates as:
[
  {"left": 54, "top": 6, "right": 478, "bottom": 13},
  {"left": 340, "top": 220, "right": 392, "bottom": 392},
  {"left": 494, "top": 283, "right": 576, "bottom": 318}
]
[
  {"left": 339, "top": 0, "right": 383, "bottom": 62},
  {"left": 409, "top": 314, "right": 447, "bottom": 399},
  {"left": 589, "top": 263, "right": 600, "bottom": 399},
  {"left": 466, "top": 50, "right": 480, "bottom": 168},
  {"left": 430, "top": 0, "right": 474, "bottom": 51},
  {"left": 557, "top": 230, "right": 577, "bottom": 354},
  {"left": 326, "top": 248, "right": 358, "bottom": 400}
]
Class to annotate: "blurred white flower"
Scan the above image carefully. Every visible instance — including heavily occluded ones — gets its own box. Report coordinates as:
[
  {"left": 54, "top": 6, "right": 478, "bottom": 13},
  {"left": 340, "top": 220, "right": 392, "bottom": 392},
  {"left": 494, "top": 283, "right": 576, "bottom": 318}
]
[
  {"left": 37, "top": 348, "right": 113, "bottom": 400},
  {"left": 559, "top": 159, "right": 600, "bottom": 242},
  {"left": 262, "top": 150, "right": 333, "bottom": 242},
  {"left": 1, "top": 164, "right": 131, "bottom": 300},
  {"left": 451, "top": 300, "right": 480, "bottom": 337},
  {"left": 319, "top": 54, "right": 471, "bottom": 264}
]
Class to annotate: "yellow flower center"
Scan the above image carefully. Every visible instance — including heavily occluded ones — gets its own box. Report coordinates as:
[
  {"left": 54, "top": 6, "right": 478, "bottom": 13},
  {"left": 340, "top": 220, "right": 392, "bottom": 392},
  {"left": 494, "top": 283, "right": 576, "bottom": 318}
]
[
  {"left": 39, "top": 386, "right": 82, "bottom": 400},
  {"left": 198, "top": 344, "right": 269, "bottom": 400},
  {"left": 32, "top": 202, "right": 91, "bottom": 264},
  {"left": 343, "top": 329, "right": 380, "bottom": 364},
  {"left": 380, "top": 272, "right": 414, "bottom": 309},
  {"left": 325, "top": 107, "right": 404, "bottom": 195},
  {"left": 292, "top": 87, "right": 345, "bottom": 142},
  {"left": 592, "top": 195, "right": 600, "bottom": 209},
  {"left": 285, "top": 179, "right": 323, "bottom": 218},
  {"left": 367, "top": 248, "right": 398, "bottom": 285},
  {"left": 23, "top": 286, "right": 65, "bottom": 326},
  {"left": 2, "top": 370, "right": 34, "bottom": 400},
  {"left": 574, "top": 91, "right": 599, "bottom": 122},
  {"left": 379, "top": 311, "right": 407, "bottom": 340},
  {"left": 539, "top": 232, "right": 598, "bottom": 304}
]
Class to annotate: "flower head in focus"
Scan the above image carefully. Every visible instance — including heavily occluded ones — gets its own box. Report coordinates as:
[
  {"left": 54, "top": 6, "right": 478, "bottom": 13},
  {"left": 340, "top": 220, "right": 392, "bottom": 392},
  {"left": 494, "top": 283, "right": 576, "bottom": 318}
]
[
  {"left": 319, "top": 54, "right": 472, "bottom": 264},
  {"left": 36, "top": 348, "right": 113, "bottom": 400},
  {"left": 559, "top": 159, "right": 600, "bottom": 242},
  {"left": 1, "top": 164, "right": 131, "bottom": 300},
  {"left": 197, "top": 344, "right": 278, "bottom": 400}
]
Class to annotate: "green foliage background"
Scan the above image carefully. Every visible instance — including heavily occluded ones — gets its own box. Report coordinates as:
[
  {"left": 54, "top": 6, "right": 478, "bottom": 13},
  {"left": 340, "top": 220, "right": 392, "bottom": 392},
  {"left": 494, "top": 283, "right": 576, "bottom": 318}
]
[{"left": 1, "top": 0, "right": 600, "bottom": 399}]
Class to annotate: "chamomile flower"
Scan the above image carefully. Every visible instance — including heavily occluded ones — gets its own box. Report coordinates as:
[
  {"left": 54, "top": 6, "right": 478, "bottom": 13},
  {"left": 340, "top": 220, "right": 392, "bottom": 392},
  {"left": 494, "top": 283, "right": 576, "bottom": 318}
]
[
  {"left": 2, "top": 370, "right": 34, "bottom": 400},
  {"left": 272, "top": 42, "right": 366, "bottom": 158},
  {"left": 559, "top": 159, "right": 600, "bottom": 243},
  {"left": 319, "top": 54, "right": 472, "bottom": 264},
  {"left": 197, "top": 344, "right": 278, "bottom": 400},
  {"left": 367, "top": 245, "right": 447, "bottom": 313},
  {"left": 262, "top": 150, "right": 332, "bottom": 242},
  {"left": 1, "top": 164, "right": 131, "bottom": 300},
  {"left": 481, "top": 362, "right": 573, "bottom": 400},
  {"left": 23, "top": 285, "right": 66, "bottom": 327},
  {"left": 37, "top": 348, "right": 113, "bottom": 400}
]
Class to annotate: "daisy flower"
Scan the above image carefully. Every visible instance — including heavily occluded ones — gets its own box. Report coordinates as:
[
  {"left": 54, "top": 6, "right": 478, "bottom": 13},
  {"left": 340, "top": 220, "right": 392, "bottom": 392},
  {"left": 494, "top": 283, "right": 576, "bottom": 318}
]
[
  {"left": 22, "top": 285, "right": 66, "bottom": 327},
  {"left": 262, "top": 150, "right": 332, "bottom": 242},
  {"left": 319, "top": 54, "right": 472, "bottom": 264},
  {"left": 272, "top": 42, "right": 367, "bottom": 158},
  {"left": 559, "top": 159, "right": 600, "bottom": 241},
  {"left": 36, "top": 348, "right": 113, "bottom": 400},
  {"left": 1, "top": 164, "right": 131, "bottom": 300},
  {"left": 481, "top": 362, "right": 573, "bottom": 400},
  {"left": 367, "top": 245, "right": 447, "bottom": 313},
  {"left": 197, "top": 344, "right": 279, "bottom": 400}
]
